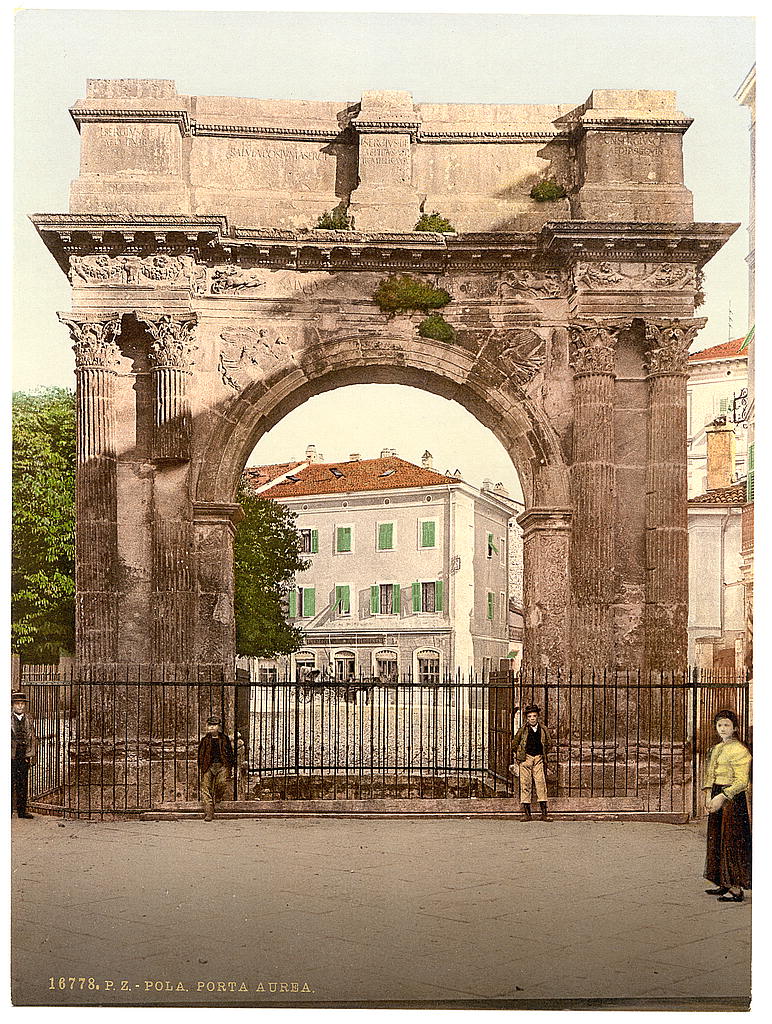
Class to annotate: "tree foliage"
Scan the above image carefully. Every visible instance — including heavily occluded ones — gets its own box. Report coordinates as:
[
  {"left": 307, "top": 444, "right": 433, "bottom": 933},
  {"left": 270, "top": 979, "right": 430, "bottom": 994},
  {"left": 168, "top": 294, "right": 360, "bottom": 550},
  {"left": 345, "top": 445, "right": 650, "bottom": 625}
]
[
  {"left": 234, "top": 488, "right": 308, "bottom": 658},
  {"left": 12, "top": 388, "right": 77, "bottom": 661}
]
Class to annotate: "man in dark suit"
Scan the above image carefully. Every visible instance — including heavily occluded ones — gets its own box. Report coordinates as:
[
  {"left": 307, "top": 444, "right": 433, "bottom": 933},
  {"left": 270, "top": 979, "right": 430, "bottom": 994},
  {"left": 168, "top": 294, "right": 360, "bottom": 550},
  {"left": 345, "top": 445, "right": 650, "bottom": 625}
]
[
  {"left": 11, "top": 690, "right": 37, "bottom": 819},
  {"left": 197, "top": 716, "right": 234, "bottom": 822}
]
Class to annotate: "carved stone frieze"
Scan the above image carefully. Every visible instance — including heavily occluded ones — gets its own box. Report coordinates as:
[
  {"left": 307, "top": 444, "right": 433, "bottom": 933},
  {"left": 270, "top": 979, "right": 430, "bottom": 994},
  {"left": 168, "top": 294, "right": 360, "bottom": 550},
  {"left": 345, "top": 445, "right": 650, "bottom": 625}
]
[
  {"left": 211, "top": 266, "right": 268, "bottom": 293},
  {"left": 465, "top": 328, "right": 546, "bottom": 390},
  {"left": 574, "top": 260, "right": 697, "bottom": 291},
  {"left": 500, "top": 267, "right": 569, "bottom": 300},
  {"left": 58, "top": 313, "right": 122, "bottom": 369},
  {"left": 568, "top": 320, "right": 629, "bottom": 376},
  {"left": 643, "top": 318, "right": 707, "bottom": 376},
  {"left": 218, "top": 326, "right": 297, "bottom": 391},
  {"left": 138, "top": 313, "right": 198, "bottom": 369},
  {"left": 69, "top": 253, "right": 196, "bottom": 288}
]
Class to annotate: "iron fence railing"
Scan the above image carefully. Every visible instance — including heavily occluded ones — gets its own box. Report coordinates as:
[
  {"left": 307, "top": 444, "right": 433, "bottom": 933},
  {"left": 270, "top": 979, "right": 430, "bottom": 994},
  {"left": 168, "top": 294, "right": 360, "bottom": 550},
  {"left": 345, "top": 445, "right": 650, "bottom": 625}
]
[{"left": 17, "top": 665, "right": 750, "bottom": 819}]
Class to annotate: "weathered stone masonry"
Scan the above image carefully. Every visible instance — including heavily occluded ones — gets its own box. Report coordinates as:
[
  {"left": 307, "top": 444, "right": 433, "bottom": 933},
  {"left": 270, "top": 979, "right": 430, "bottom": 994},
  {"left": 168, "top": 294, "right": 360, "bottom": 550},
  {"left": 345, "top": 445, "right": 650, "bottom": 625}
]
[{"left": 33, "top": 80, "right": 738, "bottom": 677}]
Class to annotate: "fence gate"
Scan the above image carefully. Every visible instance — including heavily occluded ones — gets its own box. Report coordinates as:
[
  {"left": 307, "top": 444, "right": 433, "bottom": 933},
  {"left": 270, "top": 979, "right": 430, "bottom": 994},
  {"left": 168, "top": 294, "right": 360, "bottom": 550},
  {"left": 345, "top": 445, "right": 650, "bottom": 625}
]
[{"left": 20, "top": 665, "right": 750, "bottom": 819}]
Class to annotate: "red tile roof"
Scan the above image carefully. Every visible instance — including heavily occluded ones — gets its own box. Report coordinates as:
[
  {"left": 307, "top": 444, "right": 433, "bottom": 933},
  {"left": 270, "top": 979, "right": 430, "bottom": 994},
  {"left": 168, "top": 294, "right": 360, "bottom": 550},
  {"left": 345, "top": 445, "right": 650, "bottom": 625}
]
[
  {"left": 242, "top": 462, "right": 303, "bottom": 490},
  {"left": 689, "top": 337, "right": 746, "bottom": 363},
  {"left": 688, "top": 481, "right": 747, "bottom": 505},
  {"left": 250, "top": 456, "right": 454, "bottom": 498}
]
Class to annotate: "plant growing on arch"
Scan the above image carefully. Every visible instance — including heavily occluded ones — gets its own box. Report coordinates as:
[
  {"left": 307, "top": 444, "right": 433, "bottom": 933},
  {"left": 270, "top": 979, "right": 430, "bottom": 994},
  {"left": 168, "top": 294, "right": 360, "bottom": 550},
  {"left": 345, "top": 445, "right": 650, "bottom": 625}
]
[
  {"left": 373, "top": 274, "right": 451, "bottom": 316},
  {"left": 529, "top": 178, "right": 567, "bottom": 202},
  {"left": 414, "top": 211, "right": 455, "bottom": 233},
  {"left": 418, "top": 313, "right": 456, "bottom": 342}
]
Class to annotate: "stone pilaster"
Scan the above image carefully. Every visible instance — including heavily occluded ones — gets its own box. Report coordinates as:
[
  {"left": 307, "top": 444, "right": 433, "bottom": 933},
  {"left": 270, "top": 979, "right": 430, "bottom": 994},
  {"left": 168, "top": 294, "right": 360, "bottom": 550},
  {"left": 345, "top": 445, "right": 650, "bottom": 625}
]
[
  {"left": 568, "top": 320, "right": 627, "bottom": 666},
  {"left": 58, "top": 312, "right": 122, "bottom": 666},
  {"left": 137, "top": 312, "right": 197, "bottom": 462},
  {"left": 193, "top": 503, "right": 244, "bottom": 669},
  {"left": 643, "top": 318, "right": 706, "bottom": 670},
  {"left": 518, "top": 508, "right": 571, "bottom": 670}
]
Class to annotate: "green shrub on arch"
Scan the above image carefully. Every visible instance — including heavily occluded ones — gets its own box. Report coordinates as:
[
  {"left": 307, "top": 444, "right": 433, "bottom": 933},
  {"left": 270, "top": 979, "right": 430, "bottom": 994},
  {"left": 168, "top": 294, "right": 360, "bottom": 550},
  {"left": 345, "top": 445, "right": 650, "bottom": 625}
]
[
  {"left": 315, "top": 208, "right": 352, "bottom": 230},
  {"left": 414, "top": 211, "right": 456, "bottom": 233},
  {"left": 529, "top": 179, "right": 567, "bottom": 202},
  {"left": 373, "top": 274, "right": 451, "bottom": 315},
  {"left": 418, "top": 313, "right": 455, "bottom": 342}
]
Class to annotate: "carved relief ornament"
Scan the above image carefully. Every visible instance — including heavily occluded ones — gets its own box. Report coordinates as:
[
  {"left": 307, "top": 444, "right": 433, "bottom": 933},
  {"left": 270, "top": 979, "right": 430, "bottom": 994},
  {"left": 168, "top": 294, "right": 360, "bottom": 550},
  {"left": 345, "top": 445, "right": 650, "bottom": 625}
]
[
  {"left": 568, "top": 321, "right": 629, "bottom": 376},
  {"left": 218, "top": 325, "right": 296, "bottom": 391},
  {"left": 58, "top": 313, "right": 122, "bottom": 370},
  {"left": 69, "top": 253, "right": 197, "bottom": 288},
  {"left": 574, "top": 261, "right": 697, "bottom": 291},
  {"left": 644, "top": 318, "right": 707, "bottom": 376},
  {"left": 137, "top": 313, "right": 198, "bottom": 369},
  {"left": 500, "top": 267, "right": 569, "bottom": 300}
]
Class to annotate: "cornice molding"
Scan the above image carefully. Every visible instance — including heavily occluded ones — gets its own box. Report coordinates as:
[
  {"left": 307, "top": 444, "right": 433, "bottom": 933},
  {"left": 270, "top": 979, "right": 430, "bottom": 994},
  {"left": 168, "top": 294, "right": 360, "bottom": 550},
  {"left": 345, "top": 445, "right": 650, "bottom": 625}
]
[
  {"left": 31, "top": 215, "right": 739, "bottom": 277},
  {"left": 70, "top": 107, "right": 192, "bottom": 135}
]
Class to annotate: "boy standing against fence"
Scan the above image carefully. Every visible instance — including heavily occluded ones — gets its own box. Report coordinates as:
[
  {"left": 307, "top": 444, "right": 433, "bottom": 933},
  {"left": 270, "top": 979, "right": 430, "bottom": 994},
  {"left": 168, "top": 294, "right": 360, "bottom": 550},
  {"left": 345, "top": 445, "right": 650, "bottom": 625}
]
[
  {"left": 511, "top": 704, "right": 552, "bottom": 821},
  {"left": 197, "top": 716, "right": 234, "bottom": 822}
]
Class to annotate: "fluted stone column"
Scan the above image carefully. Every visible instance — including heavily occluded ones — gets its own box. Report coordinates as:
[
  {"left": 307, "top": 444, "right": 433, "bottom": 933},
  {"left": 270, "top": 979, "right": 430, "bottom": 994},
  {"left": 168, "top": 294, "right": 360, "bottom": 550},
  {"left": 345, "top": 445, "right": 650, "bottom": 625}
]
[
  {"left": 137, "top": 313, "right": 198, "bottom": 664},
  {"left": 137, "top": 312, "right": 197, "bottom": 462},
  {"left": 568, "top": 320, "right": 627, "bottom": 666},
  {"left": 518, "top": 508, "right": 571, "bottom": 670},
  {"left": 643, "top": 318, "right": 706, "bottom": 670},
  {"left": 58, "top": 313, "right": 122, "bottom": 666}
]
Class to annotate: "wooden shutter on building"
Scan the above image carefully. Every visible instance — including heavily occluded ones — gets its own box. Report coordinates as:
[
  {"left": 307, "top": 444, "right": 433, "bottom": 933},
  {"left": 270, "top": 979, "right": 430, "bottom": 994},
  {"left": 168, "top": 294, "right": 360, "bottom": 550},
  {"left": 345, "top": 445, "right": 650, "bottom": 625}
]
[
  {"left": 302, "top": 588, "right": 315, "bottom": 617},
  {"left": 392, "top": 583, "right": 401, "bottom": 614},
  {"left": 288, "top": 589, "right": 297, "bottom": 618},
  {"left": 337, "top": 526, "right": 352, "bottom": 552},
  {"left": 370, "top": 585, "right": 379, "bottom": 614},
  {"left": 378, "top": 522, "right": 394, "bottom": 549},
  {"left": 421, "top": 520, "right": 435, "bottom": 548},
  {"left": 435, "top": 580, "right": 443, "bottom": 612},
  {"left": 412, "top": 581, "right": 421, "bottom": 612},
  {"left": 311, "top": 529, "right": 319, "bottom": 553}
]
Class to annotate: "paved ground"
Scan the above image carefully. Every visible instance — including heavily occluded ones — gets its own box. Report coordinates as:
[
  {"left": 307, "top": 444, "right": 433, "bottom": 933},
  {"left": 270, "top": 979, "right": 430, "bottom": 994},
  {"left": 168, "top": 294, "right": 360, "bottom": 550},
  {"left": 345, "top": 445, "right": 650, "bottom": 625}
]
[{"left": 11, "top": 815, "right": 750, "bottom": 1009}]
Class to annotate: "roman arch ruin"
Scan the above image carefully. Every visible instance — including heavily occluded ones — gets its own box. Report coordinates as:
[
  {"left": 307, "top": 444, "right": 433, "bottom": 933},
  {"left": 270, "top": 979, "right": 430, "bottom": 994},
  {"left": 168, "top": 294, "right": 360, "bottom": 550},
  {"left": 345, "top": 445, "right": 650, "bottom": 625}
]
[{"left": 33, "top": 79, "right": 737, "bottom": 674}]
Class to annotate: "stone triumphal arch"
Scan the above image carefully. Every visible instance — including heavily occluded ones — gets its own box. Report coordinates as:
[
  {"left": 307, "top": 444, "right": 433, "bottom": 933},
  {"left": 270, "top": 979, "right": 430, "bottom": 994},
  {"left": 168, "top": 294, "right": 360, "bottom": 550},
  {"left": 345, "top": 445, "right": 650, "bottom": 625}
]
[{"left": 34, "top": 80, "right": 737, "bottom": 675}]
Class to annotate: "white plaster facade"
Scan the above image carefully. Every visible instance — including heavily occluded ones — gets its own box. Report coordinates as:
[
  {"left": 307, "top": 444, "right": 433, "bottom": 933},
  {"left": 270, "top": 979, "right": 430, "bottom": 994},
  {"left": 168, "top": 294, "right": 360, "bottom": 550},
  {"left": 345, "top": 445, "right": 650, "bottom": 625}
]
[
  {"left": 687, "top": 502, "right": 745, "bottom": 668},
  {"left": 687, "top": 343, "right": 748, "bottom": 498}
]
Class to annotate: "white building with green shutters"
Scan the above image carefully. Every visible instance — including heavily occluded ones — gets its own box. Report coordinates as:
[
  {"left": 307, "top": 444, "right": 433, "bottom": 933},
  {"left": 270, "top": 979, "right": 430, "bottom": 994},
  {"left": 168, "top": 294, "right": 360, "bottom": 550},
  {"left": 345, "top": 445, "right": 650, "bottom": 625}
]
[{"left": 245, "top": 449, "right": 522, "bottom": 681}]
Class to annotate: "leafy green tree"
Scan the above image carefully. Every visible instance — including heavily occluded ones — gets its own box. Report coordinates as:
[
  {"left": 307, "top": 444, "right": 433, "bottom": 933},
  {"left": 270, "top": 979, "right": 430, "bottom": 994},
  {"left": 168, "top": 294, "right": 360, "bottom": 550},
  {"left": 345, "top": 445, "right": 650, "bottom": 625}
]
[
  {"left": 234, "top": 487, "right": 308, "bottom": 657},
  {"left": 12, "top": 388, "right": 76, "bottom": 661}
]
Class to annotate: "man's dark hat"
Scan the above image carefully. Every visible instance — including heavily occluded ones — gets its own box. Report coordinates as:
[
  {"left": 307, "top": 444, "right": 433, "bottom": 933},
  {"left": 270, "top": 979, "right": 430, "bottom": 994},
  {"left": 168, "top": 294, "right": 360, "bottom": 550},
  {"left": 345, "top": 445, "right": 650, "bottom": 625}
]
[
  {"left": 206, "top": 715, "right": 222, "bottom": 726},
  {"left": 11, "top": 691, "right": 28, "bottom": 703}
]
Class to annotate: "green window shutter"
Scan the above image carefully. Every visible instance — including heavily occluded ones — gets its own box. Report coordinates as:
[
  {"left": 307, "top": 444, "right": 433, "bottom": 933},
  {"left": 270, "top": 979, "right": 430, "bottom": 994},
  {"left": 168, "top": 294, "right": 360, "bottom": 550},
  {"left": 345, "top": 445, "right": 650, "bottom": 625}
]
[
  {"left": 337, "top": 526, "right": 352, "bottom": 552},
  {"left": 339, "top": 585, "right": 350, "bottom": 615},
  {"left": 487, "top": 592, "right": 494, "bottom": 620},
  {"left": 378, "top": 522, "right": 394, "bottom": 550},
  {"left": 412, "top": 581, "right": 421, "bottom": 612},
  {"left": 719, "top": 397, "right": 729, "bottom": 416},
  {"left": 288, "top": 589, "right": 297, "bottom": 618},
  {"left": 392, "top": 583, "right": 401, "bottom": 614},
  {"left": 303, "top": 588, "right": 315, "bottom": 617},
  {"left": 370, "top": 585, "right": 379, "bottom": 614},
  {"left": 421, "top": 520, "right": 435, "bottom": 548},
  {"left": 311, "top": 529, "right": 318, "bottom": 553},
  {"left": 435, "top": 580, "right": 443, "bottom": 612}
]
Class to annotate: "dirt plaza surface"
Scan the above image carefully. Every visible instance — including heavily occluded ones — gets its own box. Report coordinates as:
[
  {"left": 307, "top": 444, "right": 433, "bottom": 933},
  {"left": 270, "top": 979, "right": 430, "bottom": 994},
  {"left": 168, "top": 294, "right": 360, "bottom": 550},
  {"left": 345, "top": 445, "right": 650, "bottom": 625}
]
[{"left": 11, "top": 815, "right": 750, "bottom": 1009}]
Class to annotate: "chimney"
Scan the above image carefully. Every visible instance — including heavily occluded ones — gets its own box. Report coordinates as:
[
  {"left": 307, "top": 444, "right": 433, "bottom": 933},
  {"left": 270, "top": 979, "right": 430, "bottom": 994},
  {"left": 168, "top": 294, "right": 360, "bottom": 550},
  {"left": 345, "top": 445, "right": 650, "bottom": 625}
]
[
  {"left": 380, "top": 448, "right": 391, "bottom": 458},
  {"left": 482, "top": 478, "right": 493, "bottom": 491},
  {"left": 706, "top": 419, "right": 736, "bottom": 490},
  {"left": 421, "top": 450, "right": 433, "bottom": 470},
  {"left": 349, "top": 453, "right": 361, "bottom": 462},
  {"left": 305, "top": 444, "right": 317, "bottom": 462}
]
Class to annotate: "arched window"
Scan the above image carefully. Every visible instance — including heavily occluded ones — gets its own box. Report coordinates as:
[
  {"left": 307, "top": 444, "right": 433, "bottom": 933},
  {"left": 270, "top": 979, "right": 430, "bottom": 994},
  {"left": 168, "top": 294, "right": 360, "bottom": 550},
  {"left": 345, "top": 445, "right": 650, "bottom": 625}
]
[
  {"left": 373, "top": 649, "right": 398, "bottom": 682},
  {"left": 333, "top": 649, "right": 356, "bottom": 682},
  {"left": 293, "top": 650, "right": 316, "bottom": 682},
  {"left": 414, "top": 648, "right": 441, "bottom": 686}
]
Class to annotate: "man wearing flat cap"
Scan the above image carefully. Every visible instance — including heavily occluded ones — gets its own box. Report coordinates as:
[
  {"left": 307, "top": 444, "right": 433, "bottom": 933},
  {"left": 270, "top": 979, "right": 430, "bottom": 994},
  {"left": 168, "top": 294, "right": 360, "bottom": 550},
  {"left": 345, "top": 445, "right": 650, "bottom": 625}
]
[
  {"left": 11, "top": 690, "right": 37, "bottom": 819},
  {"left": 197, "top": 715, "right": 234, "bottom": 822}
]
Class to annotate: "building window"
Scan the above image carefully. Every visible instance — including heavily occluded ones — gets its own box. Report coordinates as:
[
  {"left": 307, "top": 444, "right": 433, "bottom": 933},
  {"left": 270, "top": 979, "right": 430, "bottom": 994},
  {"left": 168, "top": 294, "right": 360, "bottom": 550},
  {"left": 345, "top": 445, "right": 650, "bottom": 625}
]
[
  {"left": 500, "top": 592, "right": 507, "bottom": 620},
  {"left": 416, "top": 649, "right": 441, "bottom": 686},
  {"left": 412, "top": 580, "right": 444, "bottom": 613},
  {"left": 294, "top": 651, "right": 316, "bottom": 682},
  {"left": 487, "top": 591, "right": 495, "bottom": 620},
  {"left": 371, "top": 583, "right": 400, "bottom": 615},
  {"left": 336, "top": 525, "right": 353, "bottom": 553},
  {"left": 499, "top": 537, "right": 506, "bottom": 566},
  {"left": 334, "top": 650, "right": 356, "bottom": 682},
  {"left": 297, "top": 586, "right": 316, "bottom": 618},
  {"left": 418, "top": 519, "right": 437, "bottom": 549},
  {"left": 486, "top": 532, "right": 498, "bottom": 558},
  {"left": 334, "top": 584, "right": 351, "bottom": 616},
  {"left": 298, "top": 528, "right": 318, "bottom": 554},
  {"left": 374, "top": 649, "right": 398, "bottom": 682},
  {"left": 377, "top": 522, "right": 395, "bottom": 550}
]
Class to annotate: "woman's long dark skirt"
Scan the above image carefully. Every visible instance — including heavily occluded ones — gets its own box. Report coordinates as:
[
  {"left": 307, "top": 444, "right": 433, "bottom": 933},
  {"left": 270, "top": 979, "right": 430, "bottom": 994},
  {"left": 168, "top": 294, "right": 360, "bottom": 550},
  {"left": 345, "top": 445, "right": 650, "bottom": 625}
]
[{"left": 705, "top": 784, "right": 752, "bottom": 889}]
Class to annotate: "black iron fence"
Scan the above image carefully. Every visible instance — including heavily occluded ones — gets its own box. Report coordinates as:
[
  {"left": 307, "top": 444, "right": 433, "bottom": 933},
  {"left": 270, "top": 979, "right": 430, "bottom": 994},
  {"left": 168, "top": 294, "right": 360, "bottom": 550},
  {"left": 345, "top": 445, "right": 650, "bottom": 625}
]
[{"left": 18, "top": 665, "right": 750, "bottom": 819}]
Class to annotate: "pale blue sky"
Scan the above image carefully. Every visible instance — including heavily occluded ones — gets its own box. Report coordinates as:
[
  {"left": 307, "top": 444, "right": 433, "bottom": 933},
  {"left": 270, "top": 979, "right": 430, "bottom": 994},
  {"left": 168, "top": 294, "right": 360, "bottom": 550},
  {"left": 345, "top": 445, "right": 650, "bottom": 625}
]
[{"left": 12, "top": 10, "right": 755, "bottom": 491}]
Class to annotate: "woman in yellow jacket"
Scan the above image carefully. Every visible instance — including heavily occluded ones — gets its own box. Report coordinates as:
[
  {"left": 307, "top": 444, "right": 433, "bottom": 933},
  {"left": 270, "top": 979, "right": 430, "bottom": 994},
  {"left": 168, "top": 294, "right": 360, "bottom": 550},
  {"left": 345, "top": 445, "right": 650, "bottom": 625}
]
[{"left": 703, "top": 709, "right": 752, "bottom": 903}]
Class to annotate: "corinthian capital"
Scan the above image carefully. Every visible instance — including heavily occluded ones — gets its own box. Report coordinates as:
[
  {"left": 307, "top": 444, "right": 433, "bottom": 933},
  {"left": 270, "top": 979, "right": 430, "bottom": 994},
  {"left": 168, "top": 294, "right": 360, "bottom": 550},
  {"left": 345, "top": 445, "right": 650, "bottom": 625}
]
[
  {"left": 568, "top": 320, "right": 630, "bottom": 376},
  {"left": 644, "top": 318, "right": 707, "bottom": 376},
  {"left": 137, "top": 312, "right": 198, "bottom": 369},
  {"left": 58, "top": 313, "right": 122, "bottom": 370}
]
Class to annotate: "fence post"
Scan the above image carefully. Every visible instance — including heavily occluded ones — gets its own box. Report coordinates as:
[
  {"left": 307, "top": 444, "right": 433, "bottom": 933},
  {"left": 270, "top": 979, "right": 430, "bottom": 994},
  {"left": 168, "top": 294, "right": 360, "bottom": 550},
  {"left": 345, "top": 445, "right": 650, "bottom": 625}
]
[{"left": 691, "top": 665, "right": 699, "bottom": 820}]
